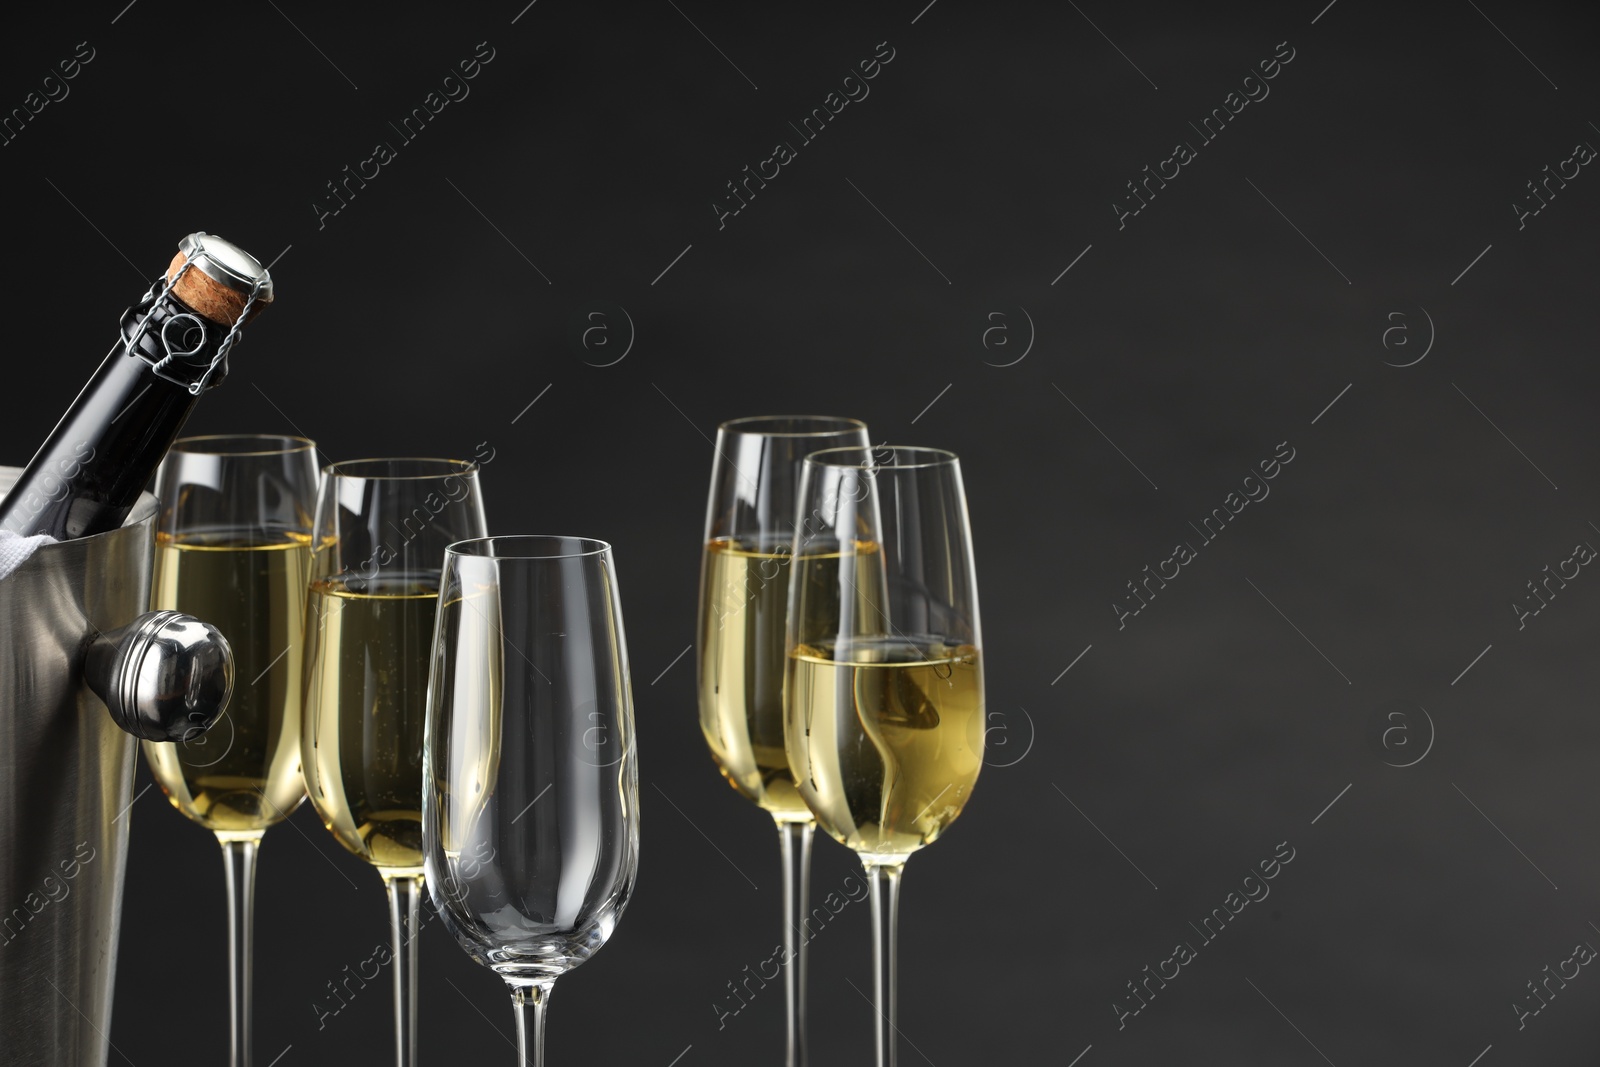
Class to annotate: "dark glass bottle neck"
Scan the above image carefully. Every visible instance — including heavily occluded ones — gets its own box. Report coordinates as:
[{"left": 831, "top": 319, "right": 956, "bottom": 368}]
[
  {"left": 118, "top": 282, "right": 236, "bottom": 390},
  {"left": 0, "top": 288, "right": 237, "bottom": 540}
]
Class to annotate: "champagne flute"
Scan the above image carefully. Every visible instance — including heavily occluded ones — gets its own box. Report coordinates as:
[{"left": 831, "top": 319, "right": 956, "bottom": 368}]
[
  {"left": 697, "top": 415, "right": 870, "bottom": 1067},
  {"left": 301, "top": 458, "right": 488, "bottom": 1067},
  {"left": 784, "top": 446, "right": 984, "bottom": 1067},
  {"left": 142, "top": 433, "right": 319, "bottom": 1067},
  {"left": 423, "top": 535, "right": 640, "bottom": 1067}
]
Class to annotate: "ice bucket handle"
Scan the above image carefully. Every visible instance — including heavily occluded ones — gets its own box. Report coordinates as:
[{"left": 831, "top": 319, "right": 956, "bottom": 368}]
[{"left": 84, "top": 609, "right": 234, "bottom": 742}]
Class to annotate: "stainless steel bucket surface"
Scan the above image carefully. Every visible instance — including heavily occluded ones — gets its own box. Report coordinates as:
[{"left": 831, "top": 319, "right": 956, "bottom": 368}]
[{"left": 0, "top": 466, "right": 234, "bottom": 1067}]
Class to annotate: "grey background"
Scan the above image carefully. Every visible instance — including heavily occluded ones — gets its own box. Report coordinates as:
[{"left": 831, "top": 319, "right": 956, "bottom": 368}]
[{"left": 3, "top": 0, "right": 1599, "bottom": 1063}]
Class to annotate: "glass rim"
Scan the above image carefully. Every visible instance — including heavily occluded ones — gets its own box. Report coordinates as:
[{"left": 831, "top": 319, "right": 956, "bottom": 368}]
[
  {"left": 803, "top": 444, "right": 960, "bottom": 470},
  {"left": 446, "top": 534, "right": 612, "bottom": 560},
  {"left": 322, "top": 457, "right": 478, "bottom": 480},
  {"left": 169, "top": 433, "right": 316, "bottom": 457},
  {"left": 716, "top": 415, "right": 868, "bottom": 438}
]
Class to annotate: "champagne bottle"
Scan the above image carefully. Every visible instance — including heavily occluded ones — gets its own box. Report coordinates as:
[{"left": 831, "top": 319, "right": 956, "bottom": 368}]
[{"left": 0, "top": 232, "right": 274, "bottom": 540}]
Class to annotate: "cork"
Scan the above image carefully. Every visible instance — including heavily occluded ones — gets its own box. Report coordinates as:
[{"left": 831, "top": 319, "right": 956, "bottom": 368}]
[{"left": 165, "top": 250, "right": 273, "bottom": 326}]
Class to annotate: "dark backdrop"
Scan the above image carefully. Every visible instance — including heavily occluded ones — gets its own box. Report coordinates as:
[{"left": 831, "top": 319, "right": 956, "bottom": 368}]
[{"left": 4, "top": 0, "right": 1600, "bottom": 1063}]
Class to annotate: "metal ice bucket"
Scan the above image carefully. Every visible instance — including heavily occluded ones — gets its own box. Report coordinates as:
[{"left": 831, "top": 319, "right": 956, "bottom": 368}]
[{"left": 0, "top": 466, "right": 233, "bottom": 1067}]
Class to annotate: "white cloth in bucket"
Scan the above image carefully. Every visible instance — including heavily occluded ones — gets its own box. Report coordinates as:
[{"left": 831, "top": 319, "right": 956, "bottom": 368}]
[{"left": 0, "top": 530, "right": 56, "bottom": 580}]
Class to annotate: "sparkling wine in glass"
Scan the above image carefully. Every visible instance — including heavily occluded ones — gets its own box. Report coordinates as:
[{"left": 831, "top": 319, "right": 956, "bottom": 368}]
[
  {"left": 423, "top": 535, "right": 640, "bottom": 1067},
  {"left": 301, "top": 458, "right": 488, "bottom": 1067},
  {"left": 142, "top": 433, "right": 318, "bottom": 1067},
  {"left": 784, "top": 446, "right": 984, "bottom": 1067},
  {"left": 697, "top": 415, "right": 870, "bottom": 1067}
]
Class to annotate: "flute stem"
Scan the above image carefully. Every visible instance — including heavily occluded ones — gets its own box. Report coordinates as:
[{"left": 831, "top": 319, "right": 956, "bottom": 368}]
[
  {"left": 864, "top": 860, "right": 905, "bottom": 1067},
  {"left": 507, "top": 978, "right": 556, "bottom": 1067},
  {"left": 777, "top": 818, "right": 815, "bottom": 1067},
  {"left": 218, "top": 833, "right": 262, "bottom": 1067},
  {"left": 383, "top": 872, "right": 424, "bottom": 1067}
]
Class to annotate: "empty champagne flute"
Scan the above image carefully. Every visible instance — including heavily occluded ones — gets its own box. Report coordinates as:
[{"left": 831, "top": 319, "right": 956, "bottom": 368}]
[
  {"left": 301, "top": 458, "right": 488, "bottom": 1067},
  {"left": 784, "top": 446, "right": 984, "bottom": 1067},
  {"left": 142, "top": 434, "right": 319, "bottom": 1067},
  {"left": 423, "top": 536, "right": 640, "bottom": 1067},
  {"left": 697, "top": 415, "right": 869, "bottom": 1067}
]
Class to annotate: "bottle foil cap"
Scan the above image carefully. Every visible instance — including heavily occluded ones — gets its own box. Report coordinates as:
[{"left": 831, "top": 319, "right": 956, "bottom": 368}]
[{"left": 164, "top": 232, "right": 274, "bottom": 326}]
